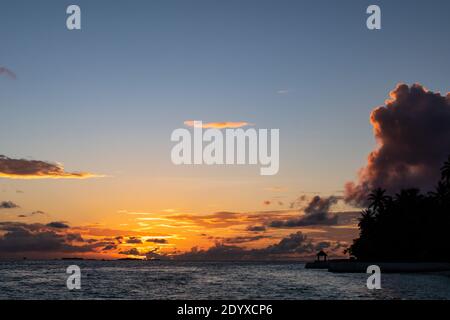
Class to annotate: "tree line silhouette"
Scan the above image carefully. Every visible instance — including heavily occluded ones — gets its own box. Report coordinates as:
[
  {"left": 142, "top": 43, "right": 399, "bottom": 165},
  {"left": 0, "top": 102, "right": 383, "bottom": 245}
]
[{"left": 346, "top": 156, "right": 450, "bottom": 262}]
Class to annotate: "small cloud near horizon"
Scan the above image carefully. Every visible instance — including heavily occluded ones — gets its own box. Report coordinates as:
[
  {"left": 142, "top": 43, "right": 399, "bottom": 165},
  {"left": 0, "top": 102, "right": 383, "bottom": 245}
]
[
  {"left": 0, "top": 201, "right": 20, "bottom": 209},
  {"left": 184, "top": 120, "right": 251, "bottom": 129}
]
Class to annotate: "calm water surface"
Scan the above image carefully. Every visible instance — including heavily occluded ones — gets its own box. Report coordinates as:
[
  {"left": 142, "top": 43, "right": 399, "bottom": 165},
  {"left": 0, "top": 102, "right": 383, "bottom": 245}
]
[{"left": 0, "top": 260, "right": 449, "bottom": 299}]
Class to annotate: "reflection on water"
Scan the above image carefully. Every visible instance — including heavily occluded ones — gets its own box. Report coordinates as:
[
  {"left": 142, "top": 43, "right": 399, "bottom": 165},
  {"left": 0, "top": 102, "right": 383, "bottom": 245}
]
[{"left": 0, "top": 260, "right": 449, "bottom": 299}]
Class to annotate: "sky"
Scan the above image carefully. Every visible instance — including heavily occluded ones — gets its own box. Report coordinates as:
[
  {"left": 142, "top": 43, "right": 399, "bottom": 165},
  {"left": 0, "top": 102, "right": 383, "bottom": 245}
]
[{"left": 1, "top": 0, "right": 449, "bottom": 260}]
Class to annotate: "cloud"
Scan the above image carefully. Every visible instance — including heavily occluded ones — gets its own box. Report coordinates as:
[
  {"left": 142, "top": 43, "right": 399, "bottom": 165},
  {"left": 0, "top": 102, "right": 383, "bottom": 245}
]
[
  {"left": 146, "top": 238, "right": 168, "bottom": 244},
  {"left": 221, "top": 235, "right": 270, "bottom": 244},
  {"left": 345, "top": 84, "right": 450, "bottom": 206},
  {"left": 263, "top": 199, "right": 284, "bottom": 206},
  {"left": 0, "top": 67, "right": 16, "bottom": 80},
  {"left": 167, "top": 210, "right": 301, "bottom": 229},
  {"left": 13, "top": 210, "right": 47, "bottom": 218},
  {"left": 0, "top": 222, "right": 176, "bottom": 258},
  {"left": 246, "top": 225, "right": 266, "bottom": 232},
  {"left": 102, "top": 244, "right": 117, "bottom": 251},
  {"left": 145, "top": 248, "right": 168, "bottom": 260},
  {"left": 46, "top": 222, "right": 70, "bottom": 229},
  {"left": 0, "top": 201, "right": 20, "bottom": 209},
  {"left": 31, "top": 210, "right": 46, "bottom": 215},
  {"left": 0, "top": 155, "right": 103, "bottom": 179},
  {"left": 118, "top": 248, "right": 141, "bottom": 256},
  {"left": 65, "top": 233, "right": 84, "bottom": 242},
  {"left": 184, "top": 120, "right": 250, "bottom": 129},
  {"left": 0, "top": 222, "right": 103, "bottom": 256},
  {"left": 125, "top": 237, "right": 142, "bottom": 244},
  {"left": 270, "top": 196, "right": 339, "bottom": 227},
  {"left": 276, "top": 89, "right": 289, "bottom": 94},
  {"left": 174, "top": 232, "right": 331, "bottom": 260}
]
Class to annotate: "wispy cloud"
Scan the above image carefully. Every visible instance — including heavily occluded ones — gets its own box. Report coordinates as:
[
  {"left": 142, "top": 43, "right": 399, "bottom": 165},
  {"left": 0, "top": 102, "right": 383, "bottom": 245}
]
[
  {"left": 0, "top": 155, "right": 103, "bottom": 179},
  {"left": 184, "top": 120, "right": 251, "bottom": 129},
  {"left": 0, "top": 67, "right": 16, "bottom": 80},
  {"left": 264, "top": 186, "right": 288, "bottom": 192}
]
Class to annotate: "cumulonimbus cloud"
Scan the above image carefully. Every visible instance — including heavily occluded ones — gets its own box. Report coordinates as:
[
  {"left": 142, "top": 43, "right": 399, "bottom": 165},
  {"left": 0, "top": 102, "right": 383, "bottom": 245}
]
[
  {"left": 0, "top": 155, "right": 103, "bottom": 179},
  {"left": 345, "top": 84, "right": 450, "bottom": 206},
  {"left": 184, "top": 120, "right": 250, "bottom": 129},
  {"left": 0, "top": 67, "right": 16, "bottom": 80}
]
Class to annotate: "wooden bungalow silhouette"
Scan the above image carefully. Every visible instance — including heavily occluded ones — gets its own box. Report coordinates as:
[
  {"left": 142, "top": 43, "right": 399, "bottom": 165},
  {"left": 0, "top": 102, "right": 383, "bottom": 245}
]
[{"left": 316, "top": 250, "right": 328, "bottom": 262}]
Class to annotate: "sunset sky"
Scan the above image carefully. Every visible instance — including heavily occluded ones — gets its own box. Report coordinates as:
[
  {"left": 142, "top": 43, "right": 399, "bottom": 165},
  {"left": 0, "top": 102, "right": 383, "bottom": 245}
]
[{"left": 1, "top": 0, "right": 450, "bottom": 260}]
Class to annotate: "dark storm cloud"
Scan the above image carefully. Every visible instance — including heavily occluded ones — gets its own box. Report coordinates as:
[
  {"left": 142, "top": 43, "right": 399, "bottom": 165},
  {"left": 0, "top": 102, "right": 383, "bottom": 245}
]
[
  {"left": 102, "top": 244, "right": 117, "bottom": 251},
  {"left": 0, "top": 201, "right": 20, "bottom": 209},
  {"left": 65, "top": 233, "right": 84, "bottom": 242},
  {"left": 345, "top": 84, "right": 450, "bottom": 206},
  {"left": 221, "top": 235, "right": 270, "bottom": 244},
  {"left": 0, "top": 222, "right": 98, "bottom": 254},
  {"left": 246, "top": 225, "right": 267, "bottom": 232},
  {"left": 119, "top": 248, "right": 141, "bottom": 256},
  {"left": 46, "top": 222, "right": 70, "bottom": 229},
  {"left": 269, "top": 196, "right": 339, "bottom": 227},
  {"left": 126, "top": 237, "right": 142, "bottom": 244},
  {"left": 145, "top": 248, "right": 168, "bottom": 260},
  {"left": 0, "top": 67, "right": 16, "bottom": 80},
  {"left": 0, "top": 155, "right": 101, "bottom": 179},
  {"left": 145, "top": 238, "right": 168, "bottom": 244}
]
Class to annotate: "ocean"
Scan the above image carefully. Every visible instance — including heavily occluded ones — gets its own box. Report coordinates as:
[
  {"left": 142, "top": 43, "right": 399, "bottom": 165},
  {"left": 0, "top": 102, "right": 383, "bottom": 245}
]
[{"left": 0, "top": 260, "right": 449, "bottom": 300}]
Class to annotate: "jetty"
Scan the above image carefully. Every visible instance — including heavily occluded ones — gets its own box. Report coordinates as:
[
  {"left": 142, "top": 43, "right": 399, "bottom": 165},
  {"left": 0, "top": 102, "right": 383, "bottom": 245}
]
[{"left": 305, "top": 251, "right": 450, "bottom": 273}]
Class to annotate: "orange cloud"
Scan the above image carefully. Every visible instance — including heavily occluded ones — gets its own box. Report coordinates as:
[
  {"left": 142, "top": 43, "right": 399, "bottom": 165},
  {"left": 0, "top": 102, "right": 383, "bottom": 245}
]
[
  {"left": 0, "top": 155, "right": 103, "bottom": 179},
  {"left": 184, "top": 120, "right": 251, "bottom": 129}
]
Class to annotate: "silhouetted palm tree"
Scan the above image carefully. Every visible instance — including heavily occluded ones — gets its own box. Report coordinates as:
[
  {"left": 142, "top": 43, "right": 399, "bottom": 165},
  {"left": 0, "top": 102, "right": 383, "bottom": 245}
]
[
  {"left": 347, "top": 155, "right": 450, "bottom": 262},
  {"left": 394, "top": 188, "right": 422, "bottom": 205},
  {"left": 428, "top": 181, "right": 449, "bottom": 203},
  {"left": 440, "top": 155, "right": 450, "bottom": 184},
  {"left": 368, "top": 188, "right": 390, "bottom": 212},
  {"left": 358, "top": 209, "right": 374, "bottom": 229}
]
